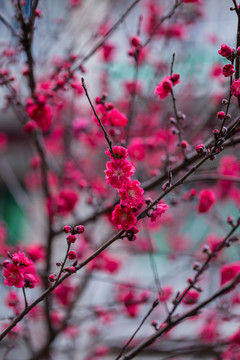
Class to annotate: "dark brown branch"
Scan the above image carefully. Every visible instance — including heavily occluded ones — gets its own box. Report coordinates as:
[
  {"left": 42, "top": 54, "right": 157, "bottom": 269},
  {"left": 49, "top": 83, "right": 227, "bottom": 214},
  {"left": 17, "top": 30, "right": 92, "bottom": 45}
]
[
  {"left": 0, "top": 13, "right": 18, "bottom": 37},
  {"left": 123, "top": 274, "right": 240, "bottom": 360},
  {"left": 115, "top": 299, "right": 159, "bottom": 360},
  {"left": 169, "top": 53, "right": 188, "bottom": 160}
]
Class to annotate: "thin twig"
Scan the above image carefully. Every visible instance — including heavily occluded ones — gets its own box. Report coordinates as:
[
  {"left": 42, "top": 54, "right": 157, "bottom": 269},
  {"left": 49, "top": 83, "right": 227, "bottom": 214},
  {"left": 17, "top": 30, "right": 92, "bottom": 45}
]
[
  {"left": 169, "top": 53, "right": 188, "bottom": 160},
  {"left": 0, "top": 13, "right": 18, "bottom": 37},
  {"left": 81, "top": 77, "right": 115, "bottom": 158},
  {"left": 78, "top": 0, "right": 142, "bottom": 66},
  {"left": 115, "top": 299, "right": 159, "bottom": 360},
  {"left": 22, "top": 288, "right": 28, "bottom": 308},
  {"left": 123, "top": 273, "right": 240, "bottom": 360}
]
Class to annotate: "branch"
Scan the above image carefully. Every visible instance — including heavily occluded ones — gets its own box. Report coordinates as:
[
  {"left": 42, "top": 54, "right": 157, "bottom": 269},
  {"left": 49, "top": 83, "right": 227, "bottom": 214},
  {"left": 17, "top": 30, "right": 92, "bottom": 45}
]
[
  {"left": 78, "top": 0, "right": 142, "bottom": 66},
  {"left": 115, "top": 299, "right": 159, "bottom": 360},
  {"left": 81, "top": 77, "right": 115, "bottom": 158},
  {"left": 0, "top": 13, "right": 18, "bottom": 37},
  {"left": 123, "top": 274, "right": 240, "bottom": 360}
]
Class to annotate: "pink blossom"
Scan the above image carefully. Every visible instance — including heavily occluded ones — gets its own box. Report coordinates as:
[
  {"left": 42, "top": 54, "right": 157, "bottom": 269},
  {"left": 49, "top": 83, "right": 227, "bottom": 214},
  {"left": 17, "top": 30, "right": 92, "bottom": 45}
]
[
  {"left": 68, "top": 250, "right": 77, "bottom": 260},
  {"left": 182, "top": 289, "right": 199, "bottom": 305},
  {"left": 198, "top": 189, "right": 215, "bottom": 213},
  {"left": 105, "top": 159, "right": 135, "bottom": 189},
  {"left": 56, "top": 188, "right": 78, "bottom": 215},
  {"left": 0, "top": 132, "right": 8, "bottom": 152},
  {"left": 23, "top": 121, "right": 38, "bottom": 133},
  {"left": 218, "top": 44, "right": 233, "bottom": 58},
  {"left": 161, "top": 24, "right": 188, "bottom": 40},
  {"left": 210, "top": 63, "right": 222, "bottom": 78},
  {"left": 105, "top": 146, "right": 128, "bottom": 159},
  {"left": 67, "top": 234, "right": 77, "bottom": 243},
  {"left": 195, "top": 144, "right": 205, "bottom": 154},
  {"left": 101, "top": 43, "right": 115, "bottom": 62},
  {"left": 112, "top": 204, "right": 137, "bottom": 230},
  {"left": 128, "top": 137, "right": 145, "bottom": 160},
  {"left": 118, "top": 180, "right": 144, "bottom": 208},
  {"left": 159, "top": 286, "right": 173, "bottom": 302},
  {"left": 220, "top": 262, "right": 240, "bottom": 286},
  {"left": 54, "top": 281, "right": 76, "bottom": 306},
  {"left": 26, "top": 243, "right": 45, "bottom": 262},
  {"left": 117, "top": 285, "right": 150, "bottom": 317},
  {"left": 108, "top": 108, "right": 128, "bottom": 127},
  {"left": 217, "top": 111, "right": 225, "bottom": 119},
  {"left": 88, "top": 251, "right": 120, "bottom": 274},
  {"left": 4, "top": 290, "right": 20, "bottom": 308},
  {"left": 24, "top": 270, "right": 38, "bottom": 289},
  {"left": 155, "top": 76, "right": 173, "bottom": 99},
  {"left": 150, "top": 202, "right": 169, "bottom": 222},
  {"left": 3, "top": 264, "right": 24, "bottom": 288},
  {"left": 12, "top": 251, "right": 33, "bottom": 266},
  {"left": 26, "top": 101, "right": 53, "bottom": 132},
  {"left": 124, "top": 80, "right": 142, "bottom": 95},
  {"left": 70, "top": 80, "right": 84, "bottom": 94},
  {"left": 199, "top": 318, "right": 219, "bottom": 343},
  {"left": 206, "top": 234, "right": 223, "bottom": 253},
  {"left": 230, "top": 79, "right": 240, "bottom": 98},
  {"left": 222, "top": 64, "right": 235, "bottom": 77}
]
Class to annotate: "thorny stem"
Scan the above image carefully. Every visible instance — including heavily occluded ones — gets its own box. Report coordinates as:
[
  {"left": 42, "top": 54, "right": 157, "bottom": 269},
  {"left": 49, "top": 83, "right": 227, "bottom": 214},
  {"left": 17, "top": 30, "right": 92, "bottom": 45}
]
[{"left": 81, "top": 77, "right": 115, "bottom": 158}]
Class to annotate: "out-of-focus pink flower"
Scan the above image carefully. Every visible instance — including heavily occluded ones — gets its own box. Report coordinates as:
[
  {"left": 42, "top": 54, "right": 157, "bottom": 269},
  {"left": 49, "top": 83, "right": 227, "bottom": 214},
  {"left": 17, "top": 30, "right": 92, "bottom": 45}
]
[
  {"left": 231, "top": 79, "right": 240, "bottom": 98},
  {"left": 198, "top": 189, "right": 215, "bottom": 213},
  {"left": 220, "top": 262, "right": 240, "bottom": 286}
]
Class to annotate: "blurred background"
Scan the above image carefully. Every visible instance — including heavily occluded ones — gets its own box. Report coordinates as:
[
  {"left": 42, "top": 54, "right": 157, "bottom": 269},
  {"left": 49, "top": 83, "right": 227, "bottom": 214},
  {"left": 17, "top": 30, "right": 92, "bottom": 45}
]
[{"left": 0, "top": 1, "right": 240, "bottom": 359}]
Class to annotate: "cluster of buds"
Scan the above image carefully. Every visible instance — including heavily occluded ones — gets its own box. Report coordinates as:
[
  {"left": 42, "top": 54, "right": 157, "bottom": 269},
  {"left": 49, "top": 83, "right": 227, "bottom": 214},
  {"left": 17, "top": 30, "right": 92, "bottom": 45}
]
[
  {"left": 122, "top": 226, "right": 139, "bottom": 242},
  {"left": 48, "top": 224, "right": 85, "bottom": 282},
  {"left": 128, "top": 36, "right": 142, "bottom": 62}
]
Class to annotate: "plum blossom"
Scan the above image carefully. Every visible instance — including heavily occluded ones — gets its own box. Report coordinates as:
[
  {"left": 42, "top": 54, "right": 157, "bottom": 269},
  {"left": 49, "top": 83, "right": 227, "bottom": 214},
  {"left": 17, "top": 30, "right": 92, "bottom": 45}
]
[
  {"left": 118, "top": 180, "right": 144, "bottom": 209},
  {"left": 3, "top": 252, "right": 38, "bottom": 289},
  {"left": 198, "top": 189, "right": 215, "bottom": 213},
  {"left": 112, "top": 204, "right": 137, "bottom": 230},
  {"left": 105, "top": 159, "right": 135, "bottom": 189},
  {"left": 155, "top": 74, "right": 180, "bottom": 99}
]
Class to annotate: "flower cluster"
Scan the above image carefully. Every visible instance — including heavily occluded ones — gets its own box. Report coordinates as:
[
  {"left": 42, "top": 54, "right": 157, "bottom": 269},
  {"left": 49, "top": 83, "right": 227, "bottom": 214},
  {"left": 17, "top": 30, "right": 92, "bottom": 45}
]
[
  {"left": 3, "top": 252, "right": 38, "bottom": 289},
  {"left": 155, "top": 73, "right": 180, "bottom": 99},
  {"left": 148, "top": 201, "right": 169, "bottom": 222},
  {"left": 116, "top": 284, "right": 151, "bottom": 317},
  {"left": 94, "top": 97, "right": 128, "bottom": 127},
  {"left": 47, "top": 188, "right": 79, "bottom": 218},
  {"left": 105, "top": 146, "right": 144, "bottom": 231},
  {"left": 26, "top": 95, "right": 53, "bottom": 132}
]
